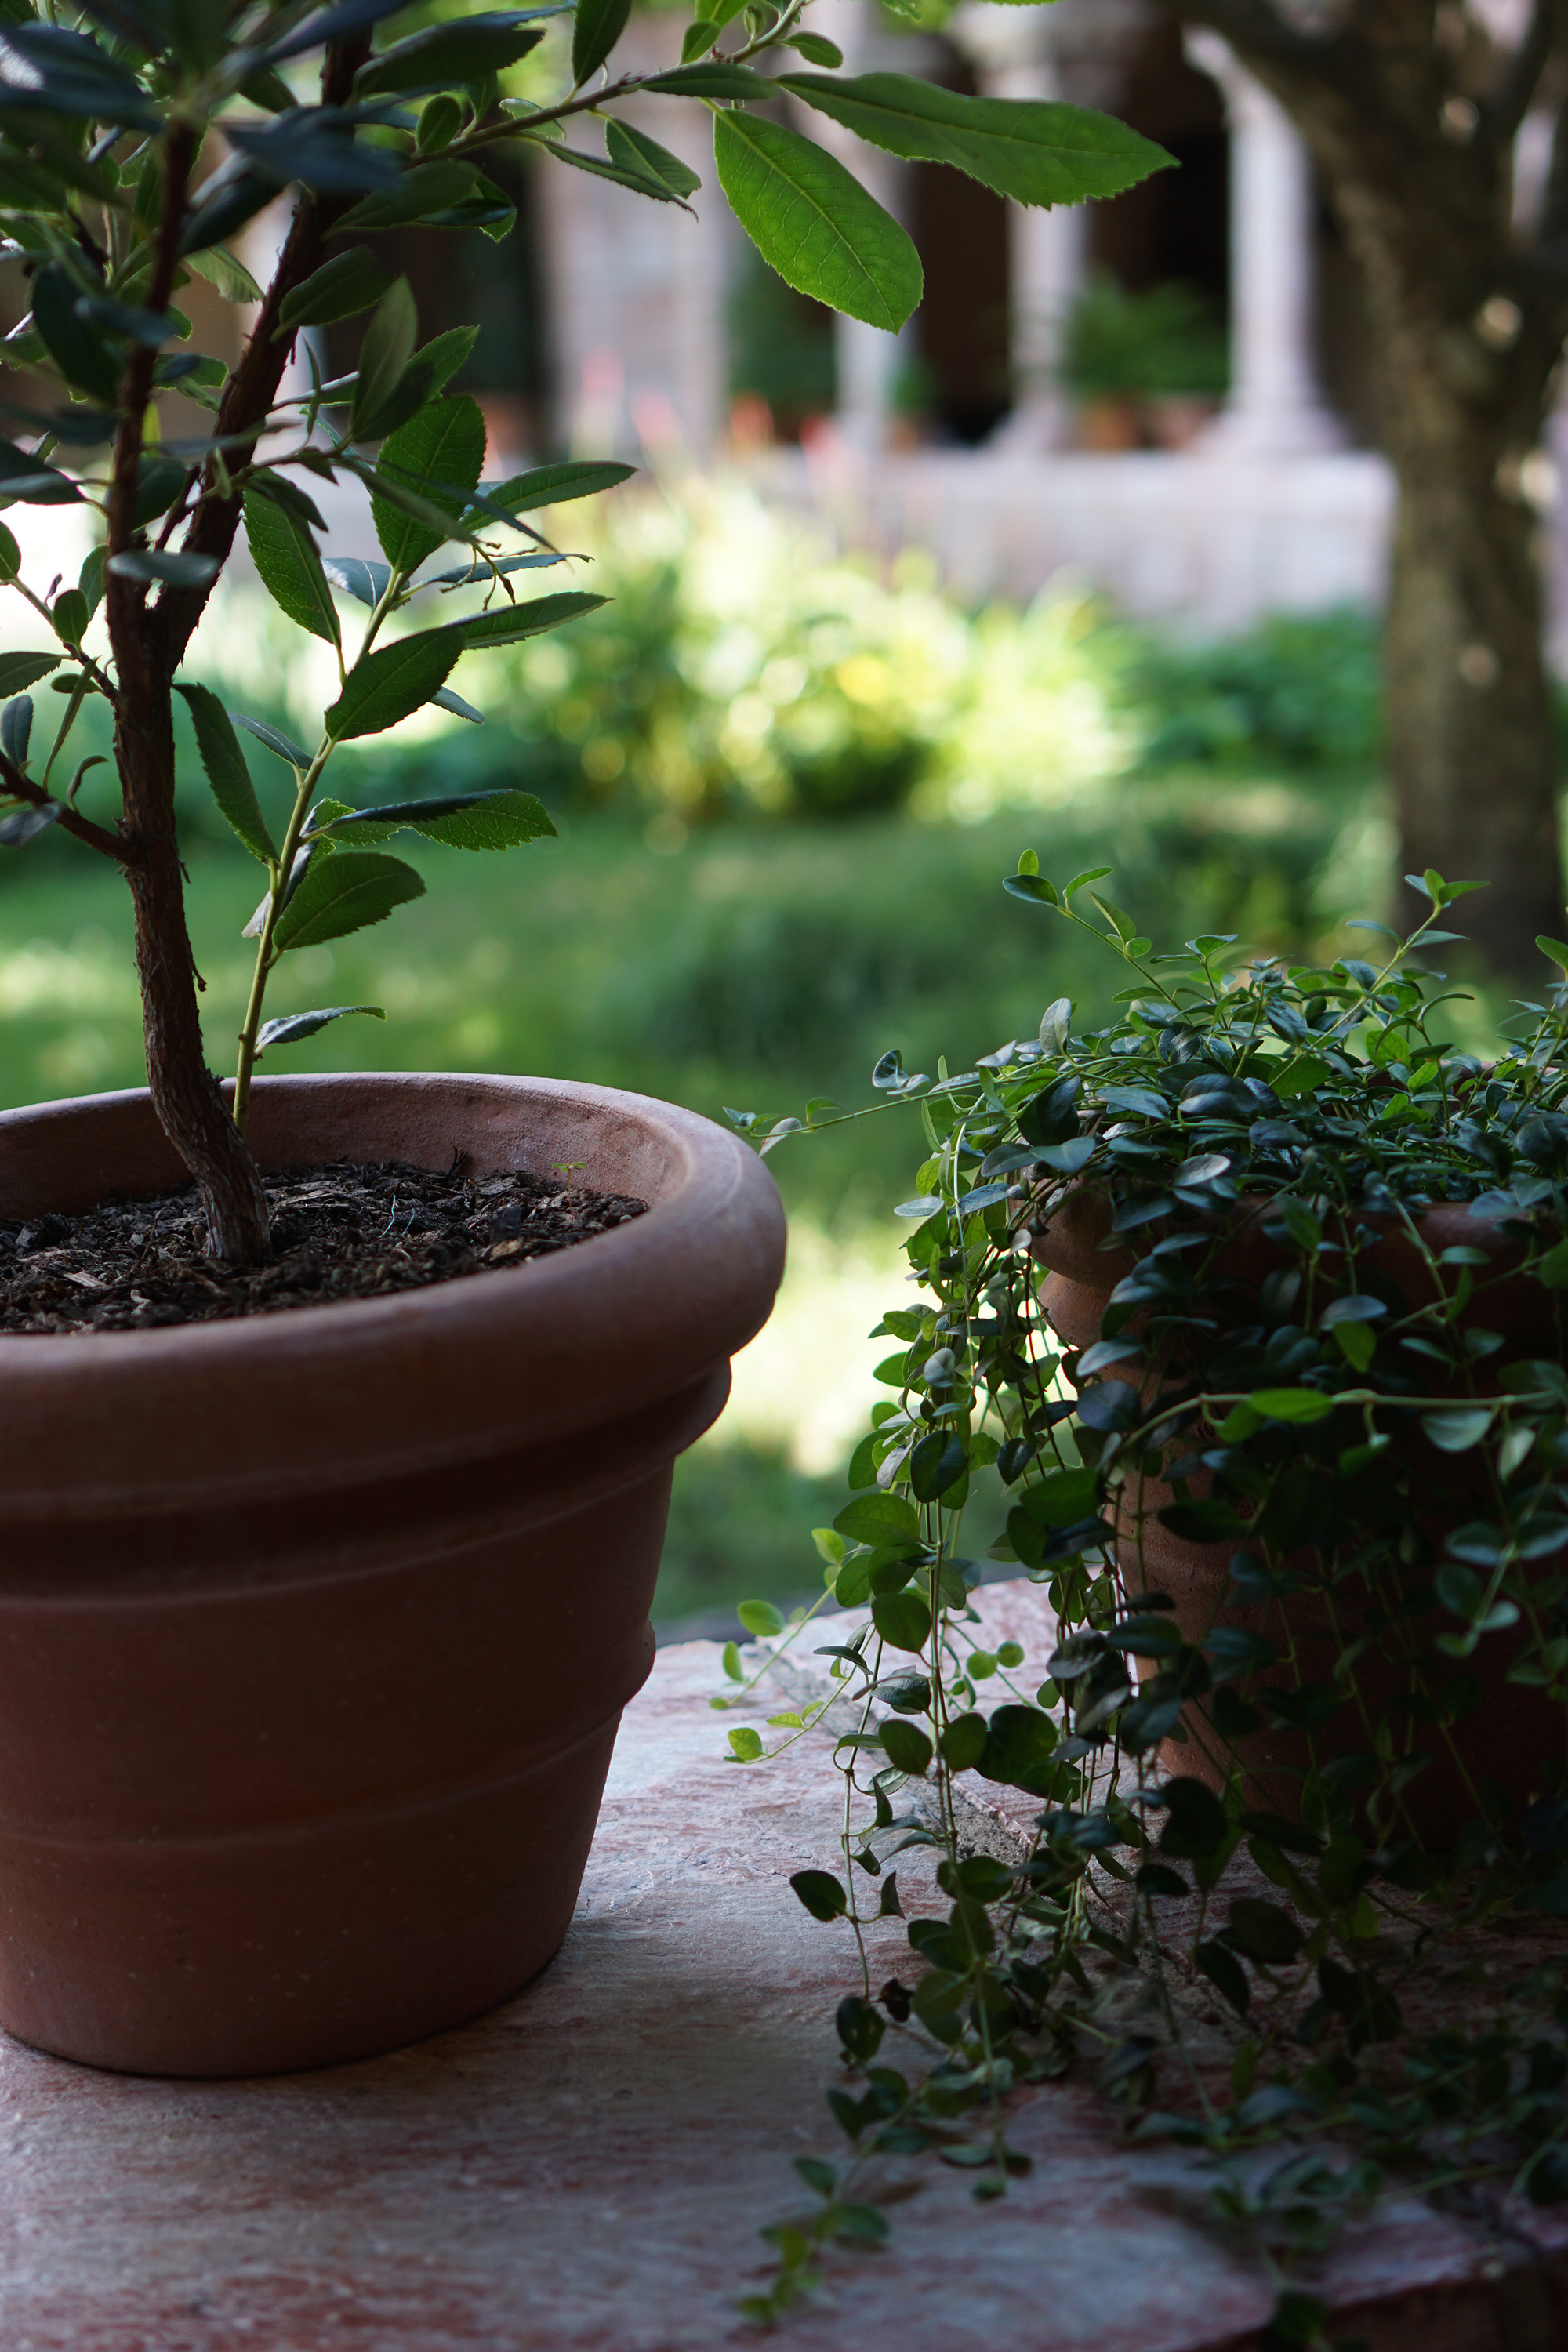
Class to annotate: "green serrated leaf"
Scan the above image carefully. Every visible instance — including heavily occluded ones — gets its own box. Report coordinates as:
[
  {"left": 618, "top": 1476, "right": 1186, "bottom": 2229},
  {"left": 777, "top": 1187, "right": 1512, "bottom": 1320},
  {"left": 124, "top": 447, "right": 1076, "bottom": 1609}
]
[
  {"left": 243, "top": 487, "right": 340, "bottom": 648},
  {"left": 317, "top": 786, "right": 556, "bottom": 851},
  {"left": 372, "top": 393, "right": 487, "bottom": 572},
  {"left": 358, "top": 326, "right": 480, "bottom": 443},
  {"left": 573, "top": 0, "right": 631, "bottom": 85},
  {"left": 713, "top": 111, "right": 922, "bottom": 334},
  {"left": 355, "top": 15, "right": 545, "bottom": 96},
  {"left": 335, "top": 162, "right": 481, "bottom": 242},
  {"left": 605, "top": 117, "right": 701, "bottom": 201},
  {"left": 0, "top": 652, "right": 61, "bottom": 700},
  {"left": 349, "top": 275, "right": 418, "bottom": 440},
  {"left": 184, "top": 242, "right": 263, "bottom": 303},
  {"left": 231, "top": 710, "right": 313, "bottom": 769},
  {"left": 175, "top": 683, "right": 276, "bottom": 864},
  {"left": 459, "top": 590, "right": 607, "bottom": 648},
  {"left": 278, "top": 246, "right": 396, "bottom": 334},
  {"left": 272, "top": 851, "right": 426, "bottom": 953},
  {"left": 470, "top": 459, "right": 634, "bottom": 520},
  {"left": 779, "top": 76, "right": 1174, "bottom": 208},
  {"left": 325, "top": 626, "right": 466, "bottom": 740}
]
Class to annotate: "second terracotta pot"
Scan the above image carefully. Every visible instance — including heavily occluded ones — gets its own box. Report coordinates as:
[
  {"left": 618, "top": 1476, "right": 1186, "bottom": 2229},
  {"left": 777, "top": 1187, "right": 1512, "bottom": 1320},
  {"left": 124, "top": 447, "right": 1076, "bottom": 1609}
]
[{"left": 1033, "top": 1186, "right": 1565, "bottom": 1842}]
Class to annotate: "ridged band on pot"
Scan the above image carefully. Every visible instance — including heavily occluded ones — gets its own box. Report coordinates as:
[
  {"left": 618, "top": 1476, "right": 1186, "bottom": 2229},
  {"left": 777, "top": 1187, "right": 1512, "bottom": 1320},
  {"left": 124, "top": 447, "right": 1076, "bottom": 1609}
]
[
  {"left": 1030, "top": 1184, "right": 1563, "bottom": 1842},
  {"left": 0, "top": 1075, "right": 785, "bottom": 2078}
]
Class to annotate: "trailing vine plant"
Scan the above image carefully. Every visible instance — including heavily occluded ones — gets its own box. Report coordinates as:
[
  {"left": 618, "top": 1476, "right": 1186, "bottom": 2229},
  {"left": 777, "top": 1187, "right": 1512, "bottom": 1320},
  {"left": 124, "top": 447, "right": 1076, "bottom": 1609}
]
[{"left": 724, "top": 863, "right": 1568, "bottom": 2337}]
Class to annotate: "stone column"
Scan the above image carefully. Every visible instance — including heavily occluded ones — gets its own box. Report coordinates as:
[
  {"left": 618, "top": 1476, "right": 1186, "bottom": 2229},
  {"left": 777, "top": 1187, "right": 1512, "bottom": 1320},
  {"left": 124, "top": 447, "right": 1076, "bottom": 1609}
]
[
  {"left": 1186, "top": 29, "right": 1343, "bottom": 456},
  {"left": 951, "top": 3, "right": 1074, "bottom": 451},
  {"left": 808, "top": 0, "right": 913, "bottom": 453},
  {"left": 537, "top": 12, "right": 731, "bottom": 454}
]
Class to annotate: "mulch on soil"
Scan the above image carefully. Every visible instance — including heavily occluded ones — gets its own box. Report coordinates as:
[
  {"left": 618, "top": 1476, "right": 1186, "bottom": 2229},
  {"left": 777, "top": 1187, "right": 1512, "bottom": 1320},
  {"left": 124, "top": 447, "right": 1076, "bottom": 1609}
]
[{"left": 0, "top": 1159, "right": 647, "bottom": 1335}]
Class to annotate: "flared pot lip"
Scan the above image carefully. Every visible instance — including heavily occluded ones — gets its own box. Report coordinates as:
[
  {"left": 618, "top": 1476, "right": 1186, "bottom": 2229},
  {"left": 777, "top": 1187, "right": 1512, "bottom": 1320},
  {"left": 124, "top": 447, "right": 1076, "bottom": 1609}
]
[{"left": 0, "top": 1072, "right": 786, "bottom": 1507}]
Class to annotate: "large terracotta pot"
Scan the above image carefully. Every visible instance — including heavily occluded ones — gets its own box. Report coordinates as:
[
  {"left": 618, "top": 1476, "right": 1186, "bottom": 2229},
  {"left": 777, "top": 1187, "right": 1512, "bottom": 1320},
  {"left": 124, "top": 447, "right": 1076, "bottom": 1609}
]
[
  {"left": 1033, "top": 1187, "right": 1565, "bottom": 1842},
  {"left": 0, "top": 1073, "right": 784, "bottom": 2078}
]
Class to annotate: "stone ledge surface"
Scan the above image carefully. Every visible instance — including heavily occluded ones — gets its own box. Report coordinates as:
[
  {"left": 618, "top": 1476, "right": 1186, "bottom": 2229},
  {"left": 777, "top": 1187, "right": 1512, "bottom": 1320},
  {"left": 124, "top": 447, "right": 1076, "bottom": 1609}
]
[{"left": 2, "top": 1581, "right": 1566, "bottom": 2351}]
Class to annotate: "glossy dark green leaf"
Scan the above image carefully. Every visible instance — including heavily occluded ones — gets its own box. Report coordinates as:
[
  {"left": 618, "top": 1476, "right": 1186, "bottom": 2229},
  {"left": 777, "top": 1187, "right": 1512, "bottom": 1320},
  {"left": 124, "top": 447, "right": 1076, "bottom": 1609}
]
[
  {"left": 0, "top": 800, "right": 61, "bottom": 847},
  {"left": 243, "top": 487, "right": 340, "bottom": 647},
  {"left": 313, "top": 786, "right": 554, "bottom": 850},
  {"left": 325, "top": 625, "right": 466, "bottom": 739},
  {"left": 333, "top": 158, "right": 479, "bottom": 236},
  {"left": 606, "top": 118, "right": 700, "bottom": 200},
  {"left": 180, "top": 170, "right": 278, "bottom": 258},
  {"left": 0, "top": 437, "right": 82, "bottom": 508},
  {"left": 975, "top": 1704, "right": 1057, "bottom": 1792},
  {"left": 106, "top": 548, "right": 219, "bottom": 587},
  {"left": 348, "top": 274, "right": 417, "bottom": 440},
  {"left": 871, "top": 1589, "right": 931, "bottom": 1653},
  {"left": 880, "top": 1720, "right": 931, "bottom": 1776},
  {"left": 372, "top": 393, "right": 486, "bottom": 572},
  {"left": 459, "top": 590, "right": 607, "bottom": 648},
  {"left": 231, "top": 711, "right": 313, "bottom": 769},
  {"left": 353, "top": 325, "right": 479, "bottom": 443},
  {"left": 779, "top": 76, "right": 1174, "bottom": 207},
  {"left": 31, "top": 264, "right": 120, "bottom": 405},
  {"left": 174, "top": 683, "right": 277, "bottom": 864},
  {"left": 1194, "top": 1938, "right": 1250, "bottom": 2016},
  {"left": 0, "top": 693, "right": 28, "bottom": 769},
  {"left": 537, "top": 135, "right": 688, "bottom": 204},
  {"left": 322, "top": 554, "right": 392, "bottom": 608},
  {"left": 572, "top": 0, "right": 629, "bottom": 82},
  {"left": 1221, "top": 1897, "right": 1304, "bottom": 1967},
  {"left": 228, "top": 108, "right": 407, "bottom": 197},
  {"left": 272, "top": 849, "right": 426, "bottom": 951},
  {"left": 713, "top": 112, "right": 921, "bottom": 333},
  {"left": 833, "top": 1490, "right": 919, "bottom": 1545},
  {"left": 263, "top": 0, "right": 427, "bottom": 66},
  {"left": 278, "top": 247, "right": 396, "bottom": 333},
  {"left": 643, "top": 61, "right": 771, "bottom": 96},
  {"left": 471, "top": 459, "right": 634, "bottom": 518},
  {"left": 357, "top": 13, "right": 543, "bottom": 95},
  {"left": 0, "top": 21, "right": 158, "bottom": 128},
  {"left": 129, "top": 456, "right": 189, "bottom": 532},
  {"left": 0, "top": 652, "right": 60, "bottom": 700},
  {"left": 789, "top": 1868, "right": 848, "bottom": 1922}
]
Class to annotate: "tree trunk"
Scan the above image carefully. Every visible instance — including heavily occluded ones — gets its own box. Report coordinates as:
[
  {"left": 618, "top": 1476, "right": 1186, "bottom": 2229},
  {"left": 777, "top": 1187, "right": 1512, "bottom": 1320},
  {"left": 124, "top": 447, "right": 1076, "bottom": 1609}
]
[
  {"left": 1382, "top": 353, "right": 1563, "bottom": 968},
  {"left": 102, "top": 37, "right": 369, "bottom": 1264},
  {"left": 1166, "top": 2, "right": 1568, "bottom": 973},
  {"left": 115, "top": 695, "right": 272, "bottom": 1263}
]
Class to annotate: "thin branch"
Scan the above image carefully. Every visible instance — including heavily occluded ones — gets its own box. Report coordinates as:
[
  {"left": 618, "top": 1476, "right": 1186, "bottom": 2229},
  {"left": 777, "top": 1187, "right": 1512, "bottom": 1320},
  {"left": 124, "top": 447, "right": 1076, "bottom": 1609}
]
[
  {"left": 1489, "top": 0, "right": 1566, "bottom": 140},
  {"left": 0, "top": 748, "right": 129, "bottom": 862}
]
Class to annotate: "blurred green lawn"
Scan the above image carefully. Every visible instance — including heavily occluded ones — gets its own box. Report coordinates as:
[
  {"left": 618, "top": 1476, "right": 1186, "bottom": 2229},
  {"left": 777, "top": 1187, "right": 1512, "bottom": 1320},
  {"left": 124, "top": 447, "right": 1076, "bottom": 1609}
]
[{"left": 0, "top": 779, "right": 1382, "bottom": 1635}]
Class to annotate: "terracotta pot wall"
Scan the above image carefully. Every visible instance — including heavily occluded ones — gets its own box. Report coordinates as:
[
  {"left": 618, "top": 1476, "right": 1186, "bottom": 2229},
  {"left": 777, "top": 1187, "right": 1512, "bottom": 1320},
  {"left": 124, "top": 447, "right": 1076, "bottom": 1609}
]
[
  {"left": 0, "top": 1075, "right": 785, "bottom": 2076},
  {"left": 1033, "top": 1188, "right": 1566, "bottom": 1841}
]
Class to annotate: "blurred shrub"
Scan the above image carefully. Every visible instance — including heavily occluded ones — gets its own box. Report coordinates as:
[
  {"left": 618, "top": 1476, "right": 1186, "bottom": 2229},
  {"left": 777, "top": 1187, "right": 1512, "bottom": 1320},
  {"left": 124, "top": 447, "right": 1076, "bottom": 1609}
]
[
  {"left": 1058, "top": 271, "right": 1229, "bottom": 399},
  {"left": 1127, "top": 606, "right": 1382, "bottom": 774},
  {"left": 180, "top": 474, "right": 1385, "bottom": 848}
]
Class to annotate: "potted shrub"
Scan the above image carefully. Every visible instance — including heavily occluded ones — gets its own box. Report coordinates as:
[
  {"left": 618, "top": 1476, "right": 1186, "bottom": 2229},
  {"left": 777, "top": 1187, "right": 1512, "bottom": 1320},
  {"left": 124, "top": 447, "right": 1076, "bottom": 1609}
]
[
  {"left": 0, "top": 0, "right": 1169, "bottom": 2076},
  {"left": 728, "top": 862, "right": 1568, "bottom": 2326},
  {"left": 1057, "top": 270, "right": 1228, "bottom": 450}
]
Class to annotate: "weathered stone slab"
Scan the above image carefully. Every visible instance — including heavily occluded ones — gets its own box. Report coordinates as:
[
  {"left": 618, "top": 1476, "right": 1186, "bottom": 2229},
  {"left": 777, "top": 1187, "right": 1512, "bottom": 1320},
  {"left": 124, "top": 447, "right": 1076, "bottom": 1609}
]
[{"left": 1, "top": 1582, "right": 1565, "bottom": 2351}]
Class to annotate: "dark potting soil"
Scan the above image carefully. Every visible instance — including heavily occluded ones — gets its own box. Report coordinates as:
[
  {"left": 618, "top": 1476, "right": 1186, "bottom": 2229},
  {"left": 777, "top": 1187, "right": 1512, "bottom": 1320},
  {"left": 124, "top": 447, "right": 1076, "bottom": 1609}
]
[{"left": 0, "top": 1160, "right": 648, "bottom": 1335}]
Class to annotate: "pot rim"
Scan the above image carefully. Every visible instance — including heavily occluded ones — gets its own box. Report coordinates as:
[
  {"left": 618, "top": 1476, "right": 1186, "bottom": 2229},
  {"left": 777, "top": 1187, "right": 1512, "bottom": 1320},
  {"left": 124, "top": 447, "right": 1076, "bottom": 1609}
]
[{"left": 0, "top": 1072, "right": 786, "bottom": 1508}]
